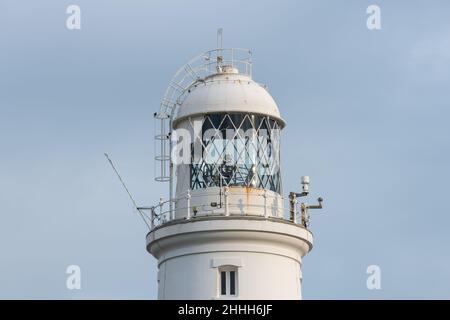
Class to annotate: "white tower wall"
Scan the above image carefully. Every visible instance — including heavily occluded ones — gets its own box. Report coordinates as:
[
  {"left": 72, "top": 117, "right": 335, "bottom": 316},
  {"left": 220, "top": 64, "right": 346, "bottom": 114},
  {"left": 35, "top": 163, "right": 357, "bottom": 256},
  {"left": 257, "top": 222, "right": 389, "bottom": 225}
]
[{"left": 147, "top": 218, "right": 313, "bottom": 299}]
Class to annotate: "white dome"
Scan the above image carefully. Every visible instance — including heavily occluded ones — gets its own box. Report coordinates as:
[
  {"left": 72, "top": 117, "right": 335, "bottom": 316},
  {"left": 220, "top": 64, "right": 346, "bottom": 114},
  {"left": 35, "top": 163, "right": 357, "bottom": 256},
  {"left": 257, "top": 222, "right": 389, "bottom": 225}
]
[{"left": 172, "top": 72, "right": 285, "bottom": 127}]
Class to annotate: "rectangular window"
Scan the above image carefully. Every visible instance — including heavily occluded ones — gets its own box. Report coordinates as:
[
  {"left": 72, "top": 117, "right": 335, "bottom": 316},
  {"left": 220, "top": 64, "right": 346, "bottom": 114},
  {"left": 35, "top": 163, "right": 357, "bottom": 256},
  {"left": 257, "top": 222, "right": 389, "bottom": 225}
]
[
  {"left": 220, "top": 271, "right": 227, "bottom": 295},
  {"left": 229, "top": 271, "right": 236, "bottom": 295},
  {"left": 219, "top": 267, "right": 238, "bottom": 297}
]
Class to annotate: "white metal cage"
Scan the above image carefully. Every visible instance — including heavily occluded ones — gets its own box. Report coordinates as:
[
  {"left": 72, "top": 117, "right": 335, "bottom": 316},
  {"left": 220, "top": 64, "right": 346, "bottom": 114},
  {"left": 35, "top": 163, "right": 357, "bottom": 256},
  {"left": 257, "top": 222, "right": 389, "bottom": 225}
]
[{"left": 154, "top": 48, "right": 253, "bottom": 183}]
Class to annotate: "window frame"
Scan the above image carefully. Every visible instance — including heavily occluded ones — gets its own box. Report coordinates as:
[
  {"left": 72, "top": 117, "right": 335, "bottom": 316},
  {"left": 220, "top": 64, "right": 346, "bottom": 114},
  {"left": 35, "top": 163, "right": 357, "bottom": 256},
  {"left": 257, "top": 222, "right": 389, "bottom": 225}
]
[
  {"left": 218, "top": 265, "right": 238, "bottom": 298},
  {"left": 189, "top": 112, "right": 282, "bottom": 194}
]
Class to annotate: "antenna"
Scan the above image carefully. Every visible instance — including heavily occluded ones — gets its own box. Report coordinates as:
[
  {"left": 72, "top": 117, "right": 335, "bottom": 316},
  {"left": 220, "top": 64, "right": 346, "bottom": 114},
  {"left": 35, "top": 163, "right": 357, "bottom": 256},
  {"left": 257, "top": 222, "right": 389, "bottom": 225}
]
[
  {"left": 104, "top": 153, "right": 151, "bottom": 230},
  {"left": 216, "top": 28, "right": 223, "bottom": 69},
  {"left": 217, "top": 28, "right": 223, "bottom": 50}
]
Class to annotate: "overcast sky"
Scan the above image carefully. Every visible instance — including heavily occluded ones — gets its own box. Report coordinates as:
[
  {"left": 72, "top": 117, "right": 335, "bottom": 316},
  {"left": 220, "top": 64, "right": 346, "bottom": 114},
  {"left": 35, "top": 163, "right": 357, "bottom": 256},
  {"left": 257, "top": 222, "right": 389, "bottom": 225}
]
[{"left": 1, "top": 0, "right": 450, "bottom": 299}]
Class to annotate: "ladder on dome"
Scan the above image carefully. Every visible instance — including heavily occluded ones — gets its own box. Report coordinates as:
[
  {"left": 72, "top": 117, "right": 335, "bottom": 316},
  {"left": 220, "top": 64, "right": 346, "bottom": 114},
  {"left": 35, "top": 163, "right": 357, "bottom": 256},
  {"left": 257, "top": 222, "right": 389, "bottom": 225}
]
[{"left": 154, "top": 38, "right": 253, "bottom": 216}]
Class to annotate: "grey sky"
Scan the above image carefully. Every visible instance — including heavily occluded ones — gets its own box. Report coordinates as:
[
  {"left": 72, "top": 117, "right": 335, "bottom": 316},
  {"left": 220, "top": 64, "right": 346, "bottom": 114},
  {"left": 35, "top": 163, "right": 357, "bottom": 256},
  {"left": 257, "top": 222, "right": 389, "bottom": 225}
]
[{"left": 1, "top": 0, "right": 449, "bottom": 299}]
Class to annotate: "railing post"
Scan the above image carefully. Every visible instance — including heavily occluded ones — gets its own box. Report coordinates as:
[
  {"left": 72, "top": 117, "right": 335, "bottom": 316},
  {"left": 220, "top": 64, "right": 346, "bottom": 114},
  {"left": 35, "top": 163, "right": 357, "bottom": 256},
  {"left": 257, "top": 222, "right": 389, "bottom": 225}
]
[
  {"left": 231, "top": 48, "right": 234, "bottom": 68},
  {"left": 289, "top": 192, "right": 296, "bottom": 222},
  {"left": 301, "top": 203, "right": 307, "bottom": 227},
  {"left": 264, "top": 189, "right": 268, "bottom": 218},
  {"left": 150, "top": 207, "right": 155, "bottom": 229},
  {"left": 224, "top": 187, "right": 230, "bottom": 216},
  {"left": 159, "top": 197, "right": 164, "bottom": 221},
  {"left": 186, "top": 189, "right": 191, "bottom": 219},
  {"left": 293, "top": 204, "right": 297, "bottom": 224}
]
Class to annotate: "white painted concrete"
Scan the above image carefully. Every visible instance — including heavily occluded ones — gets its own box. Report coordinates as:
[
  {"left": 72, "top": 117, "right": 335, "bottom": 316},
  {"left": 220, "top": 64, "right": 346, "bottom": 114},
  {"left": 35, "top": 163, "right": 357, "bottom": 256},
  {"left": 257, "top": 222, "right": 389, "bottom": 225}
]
[{"left": 147, "top": 217, "right": 313, "bottom": 299}]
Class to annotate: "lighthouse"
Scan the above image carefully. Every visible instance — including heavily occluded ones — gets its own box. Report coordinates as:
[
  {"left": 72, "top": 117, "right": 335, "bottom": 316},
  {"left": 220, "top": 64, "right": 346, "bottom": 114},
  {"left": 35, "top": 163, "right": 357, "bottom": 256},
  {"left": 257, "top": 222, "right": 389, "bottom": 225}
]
[{"left": 146, "top": 39, "right": 323, "bottom": 300}]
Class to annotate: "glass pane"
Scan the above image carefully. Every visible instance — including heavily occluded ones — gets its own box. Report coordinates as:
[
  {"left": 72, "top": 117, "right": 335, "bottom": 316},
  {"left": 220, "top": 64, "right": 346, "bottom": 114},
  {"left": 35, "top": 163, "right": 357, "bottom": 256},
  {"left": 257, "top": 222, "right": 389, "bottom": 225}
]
[
  {"left": 191, "top": 113, "right": 282, "bottom": 194},
  {"left": 229, "top": 271, "right": 236, "bottom": 295},
  {"left": 220, "top": 271, "right": 227, "bottom": 295}
]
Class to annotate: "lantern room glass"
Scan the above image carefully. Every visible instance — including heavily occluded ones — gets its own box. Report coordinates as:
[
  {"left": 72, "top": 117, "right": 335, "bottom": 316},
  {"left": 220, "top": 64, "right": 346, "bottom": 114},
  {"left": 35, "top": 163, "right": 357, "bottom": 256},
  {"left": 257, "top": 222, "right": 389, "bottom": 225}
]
[{"left": 190, "top": 113, "right": 282, "bottom": 194}]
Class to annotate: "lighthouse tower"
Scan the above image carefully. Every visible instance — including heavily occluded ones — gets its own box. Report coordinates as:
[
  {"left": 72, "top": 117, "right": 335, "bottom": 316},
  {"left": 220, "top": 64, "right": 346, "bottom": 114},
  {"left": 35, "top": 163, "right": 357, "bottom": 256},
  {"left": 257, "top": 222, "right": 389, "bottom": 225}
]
[{"left": 147, "top": 42, "right": 322, "bottom": 300}]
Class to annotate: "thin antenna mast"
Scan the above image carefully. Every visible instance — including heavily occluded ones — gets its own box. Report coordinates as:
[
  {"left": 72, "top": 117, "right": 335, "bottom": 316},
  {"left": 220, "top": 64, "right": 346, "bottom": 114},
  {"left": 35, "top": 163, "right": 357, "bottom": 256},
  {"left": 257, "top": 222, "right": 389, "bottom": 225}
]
[
  {"left": 104, "top": 153, "right": 151, "bottom": 230},
  {"left": 217, "top": 28, "right": 223, "bottom": 69},
  {"left": 217, "top": 28, "right": 223, "bottom": 49}
]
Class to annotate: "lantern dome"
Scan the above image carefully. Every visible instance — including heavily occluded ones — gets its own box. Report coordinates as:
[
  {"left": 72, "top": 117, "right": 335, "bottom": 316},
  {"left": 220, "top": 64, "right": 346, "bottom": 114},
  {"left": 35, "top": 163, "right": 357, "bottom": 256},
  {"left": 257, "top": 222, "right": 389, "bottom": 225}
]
[{"left": 172, "top": 71, "right": 285, "bottom": 128}]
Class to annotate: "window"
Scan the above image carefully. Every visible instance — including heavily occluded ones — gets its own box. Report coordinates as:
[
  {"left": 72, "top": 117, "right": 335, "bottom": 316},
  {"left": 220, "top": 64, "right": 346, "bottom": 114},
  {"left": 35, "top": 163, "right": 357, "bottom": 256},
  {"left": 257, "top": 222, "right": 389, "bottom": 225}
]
[
  {"left": 219, "top": 266, "right": 238, "bottom": 297},
  {"left": 190, "top": 113, "right": 282, "bottom": 193}
]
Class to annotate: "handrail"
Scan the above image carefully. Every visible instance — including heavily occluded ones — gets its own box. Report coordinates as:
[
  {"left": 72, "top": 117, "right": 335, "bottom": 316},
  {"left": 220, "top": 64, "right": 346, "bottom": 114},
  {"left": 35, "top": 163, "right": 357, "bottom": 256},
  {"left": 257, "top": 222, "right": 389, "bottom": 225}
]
[
  {"left": 157, "top": 48, "right": 252, "bottom": 120},
  {"left": 143, "top": 188, "right": 308, "bottom": 230}
]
